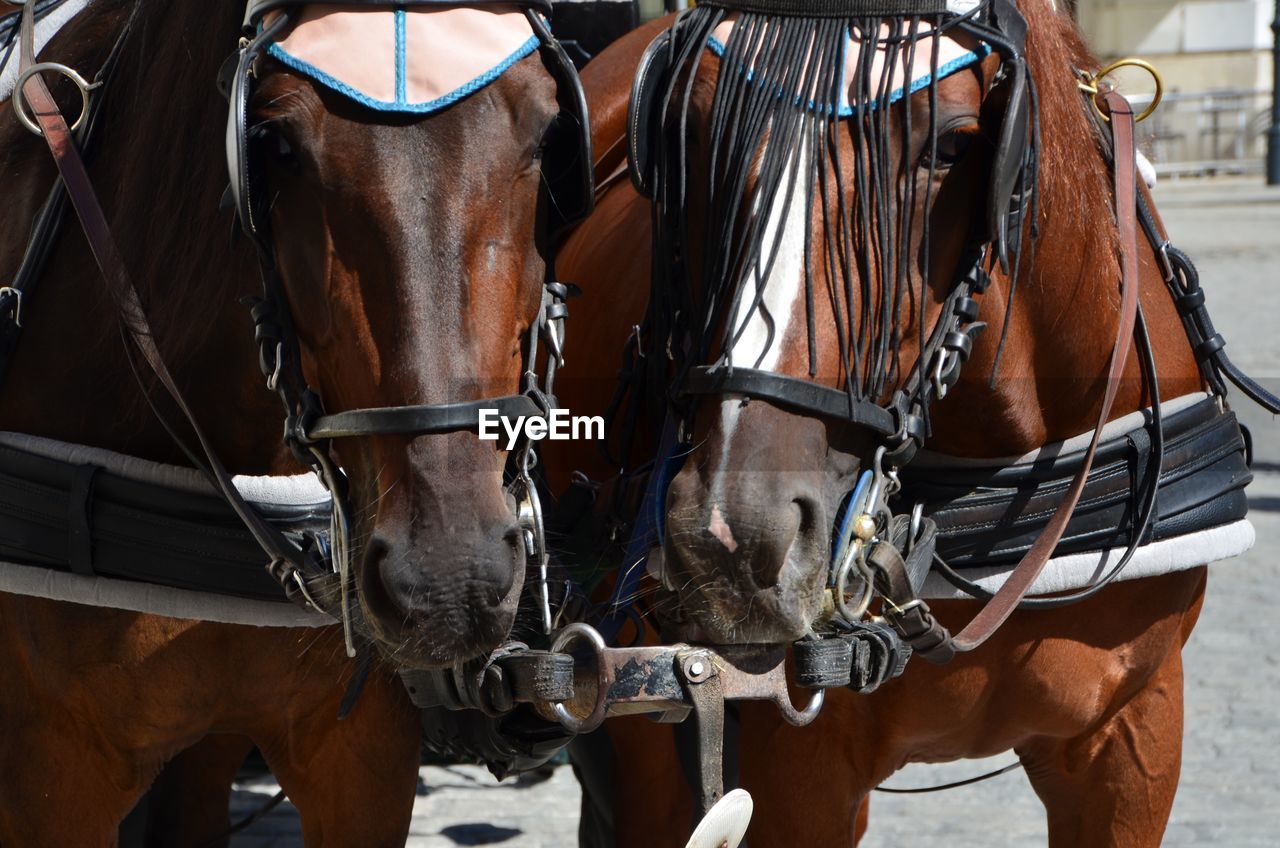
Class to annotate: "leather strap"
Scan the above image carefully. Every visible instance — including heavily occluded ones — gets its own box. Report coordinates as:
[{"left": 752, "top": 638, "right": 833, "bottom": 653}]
[
  {"left": 306, "top": 394, "right": 544, "bottom": 441},
  {"left": 943, "top": 90, "right": 1141, "bottom": 653},
  {"left": 683, "top": 366, "right": 902, "bottom": 439},
  {"left": 17, "top": 3, "right": 318, "bottom": 586}
]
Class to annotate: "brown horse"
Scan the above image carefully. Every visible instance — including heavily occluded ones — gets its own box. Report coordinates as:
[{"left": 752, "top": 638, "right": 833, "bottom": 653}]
[
  {"left": 555, "top": 2, "right": 1240, "bottom": 845},
  {"left": 0, "top": 0, "right": 579, "bottom": 843}
]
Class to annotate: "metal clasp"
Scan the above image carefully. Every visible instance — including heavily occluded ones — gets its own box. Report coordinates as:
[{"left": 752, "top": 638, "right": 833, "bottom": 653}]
[
  {"left": 265, "top": 340, "right": 284, "bottom": 392},
  {"left": 513, "top": 444, "right": 552, "bottom": 635},
  {"left": 830, "top": 446, "right": 899, "bottom": 622},
  {"left": 0, "top": 287, "right": 23, "bottom": 327},
  {"left": 930, "top": 348, "right": 960, "bottom": 400}
]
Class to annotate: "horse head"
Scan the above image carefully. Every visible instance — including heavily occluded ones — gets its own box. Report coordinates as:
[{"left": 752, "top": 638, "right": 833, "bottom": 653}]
[
  {"left": 636, "top": 0, "right": 1041, "bottom": 643},
  {"left": 234, "top": 4, "right": 588, "bottom": 667}
]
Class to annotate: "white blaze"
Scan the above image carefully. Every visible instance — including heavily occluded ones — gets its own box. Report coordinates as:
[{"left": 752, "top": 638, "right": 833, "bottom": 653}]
[{"left": 713, "top": 147, "right": 809, "bottom": 507}]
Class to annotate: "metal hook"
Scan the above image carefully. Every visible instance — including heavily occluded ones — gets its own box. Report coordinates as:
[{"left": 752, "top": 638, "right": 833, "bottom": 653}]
[{"left": 265, "top": 341, "right": 284, "bottom": 392}]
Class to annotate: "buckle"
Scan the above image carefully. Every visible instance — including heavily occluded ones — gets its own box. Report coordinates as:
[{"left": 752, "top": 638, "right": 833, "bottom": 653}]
[
  {"left": 883, "top": 597, "right": 930, "bottom": 618},
  {"left": 1157, "top": 240, "right": 1176, "bottom": 283},
  {"left": 0, "top": 287, "right": 22, "bottom": 328}
]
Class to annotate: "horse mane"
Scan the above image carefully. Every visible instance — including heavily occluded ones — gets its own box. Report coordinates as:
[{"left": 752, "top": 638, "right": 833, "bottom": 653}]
[
  {"left": 1020, "top": 0, "right": 1114, "bottom": 261},
  {"left": 3, "top": 0, "right": 253, "bottom": 360}
]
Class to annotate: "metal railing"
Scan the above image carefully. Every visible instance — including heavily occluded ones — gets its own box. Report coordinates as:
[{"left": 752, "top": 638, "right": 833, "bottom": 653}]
[{"left": 1129, "top": 87, "right": 1272, "bottom": 177}]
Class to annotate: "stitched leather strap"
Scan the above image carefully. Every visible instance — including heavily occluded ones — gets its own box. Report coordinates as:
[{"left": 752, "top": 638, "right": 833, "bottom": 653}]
[
  {"left": 943, "top": 90, "right": 1141, "bottom": 653},
  {"left": 306, "top": 394, "right": 544, "bottom": 440},
  {"left": 683, "top": 366, "right": 903, "bottom": 439}
]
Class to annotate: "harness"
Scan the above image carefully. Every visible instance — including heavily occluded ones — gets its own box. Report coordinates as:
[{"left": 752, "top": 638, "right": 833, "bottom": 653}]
[
  {"left": 1, "top": 0, "right": 594, "bottom": 651},
  {"left": 618, "top": 0, "right": 1280, "bottom": 664}
]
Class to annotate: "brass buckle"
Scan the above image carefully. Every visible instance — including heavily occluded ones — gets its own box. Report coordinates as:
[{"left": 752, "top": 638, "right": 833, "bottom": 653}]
[{"left": 1078, "top": 58, "right": 1164, "bottom": 124}]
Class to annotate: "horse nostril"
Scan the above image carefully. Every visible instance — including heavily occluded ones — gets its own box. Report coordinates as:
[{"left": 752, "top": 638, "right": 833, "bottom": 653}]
[
  {"left": 794, "top": 495, "right": 819, "bottom": 539},
  {"left": 504, "top": 523, "right": 525, "bottom": 558}
]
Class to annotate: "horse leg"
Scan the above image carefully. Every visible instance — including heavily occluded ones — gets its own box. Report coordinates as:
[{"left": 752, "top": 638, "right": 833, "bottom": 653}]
[
  {"left": 0, "top": 723, "right": 151, "bottom": 847},
  {"left": 141, "top": 734, "right": 255, "bottom": 848},
  {"left": 737, "top": 701, "right": 867, "bottom": 848},
  {"left": 254, "top": 667, "right": 420, "bottom": 847},
  {"left": 854, "top": 795, "right": 870, "bottom": 844},
  {"left": 1018, "top": 643, "right": 1187, "bottom": 848}
]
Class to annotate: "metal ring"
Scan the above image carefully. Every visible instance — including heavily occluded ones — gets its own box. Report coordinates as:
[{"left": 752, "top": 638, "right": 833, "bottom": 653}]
[
  {"left": 515, "top": 471, "right": 553, "bottom": 634},
  {"left": 1085, "top": 58, "right": 1164, "bottom": 124},
  {"left": 773, "top": 687, "right": 825, "bottom": 727},
  {"left": 833, "top": 545, "right": 874, "bottom": 622},
  {"left": 13, "top": 62, "right": 94, "bottom": 137},
  {"left": 549, "top": 622, "right": 609, "bottom": 734}
]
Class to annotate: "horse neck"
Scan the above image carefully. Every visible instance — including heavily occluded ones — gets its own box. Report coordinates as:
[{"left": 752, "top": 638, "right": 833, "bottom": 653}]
[
  {"left": 0, "top": 0, "right": 289, "bottom": 474},
  {"left": 926, "top": 107, "right": 1201, "bottom": 459}
]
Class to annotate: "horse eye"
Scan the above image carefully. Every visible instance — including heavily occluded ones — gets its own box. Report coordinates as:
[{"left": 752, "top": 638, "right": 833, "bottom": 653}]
[
  {"left": 251, "top": 124, "right": 299, "bottom": 172},
  {"left": 923, "top": 127, "right": 977, "bottom": 169},
  {"left": 267, "top": 132, "right": 298, "bottom": 169}
]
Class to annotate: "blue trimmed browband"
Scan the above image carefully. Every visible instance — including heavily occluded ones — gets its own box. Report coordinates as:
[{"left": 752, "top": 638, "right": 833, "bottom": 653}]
[
  {"left": 266, "top": 9, "right": 540, "bottom": 114},
  {"left": 705, "top": 36, "right": 991, "bottom": 116}
]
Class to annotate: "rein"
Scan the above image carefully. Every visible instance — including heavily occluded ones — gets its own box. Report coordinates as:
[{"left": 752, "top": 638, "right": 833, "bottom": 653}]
[
  {"left": 8, "top": 0, "right": 348, "bottom": 637},
  {"left": 921, "top": 89, "right": 1142, "bottom": 657}
]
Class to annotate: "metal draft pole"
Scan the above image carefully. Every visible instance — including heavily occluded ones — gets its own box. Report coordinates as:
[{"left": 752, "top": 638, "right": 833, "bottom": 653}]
[{"left": 1269, "top": 0, "right": 1280, "bottom": 184}]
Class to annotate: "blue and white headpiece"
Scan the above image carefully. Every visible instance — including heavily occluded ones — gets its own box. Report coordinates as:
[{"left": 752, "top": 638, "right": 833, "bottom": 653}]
[{"left": 266, "top": 5, "right": 538, "bottom": 114}]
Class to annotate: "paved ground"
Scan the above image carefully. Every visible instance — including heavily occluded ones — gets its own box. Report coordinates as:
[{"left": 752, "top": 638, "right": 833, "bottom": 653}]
[{"left": 230, "top": 176, "right": 1280, "bottom": 847}]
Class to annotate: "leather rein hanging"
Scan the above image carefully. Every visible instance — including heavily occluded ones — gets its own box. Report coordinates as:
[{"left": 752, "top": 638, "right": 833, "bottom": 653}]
[
  {"left": 923, "top": 89, "right": 1142, "bottom": 657},
  {"left": 11, "top": 0, "right": 331, "bottom": 609},
  {"left": 830, "top": 86, "right": 1148, "bottom": 666}
]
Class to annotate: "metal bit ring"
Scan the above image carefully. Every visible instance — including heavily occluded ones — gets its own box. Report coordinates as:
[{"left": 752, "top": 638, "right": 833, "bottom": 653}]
[
  {"left": 774, "top": 687, "right": 825, "bottom": 727},
  {"left": 13, "top": 62, "right": 95, "bottom": 137},
  {"left": 549, "top": 622, "right": 609, "bottom": 734}
]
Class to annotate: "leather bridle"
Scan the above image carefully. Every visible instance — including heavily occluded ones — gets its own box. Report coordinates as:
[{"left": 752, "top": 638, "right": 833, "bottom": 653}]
[
  {"left": 225, "top": 0, "right": 595, "bottom": 648},
  {"left": 8, "top": 0, "right": 594, "bottom": 651},
  {"left": 225, "top": 0, "right": 589, "bottom": 459}
]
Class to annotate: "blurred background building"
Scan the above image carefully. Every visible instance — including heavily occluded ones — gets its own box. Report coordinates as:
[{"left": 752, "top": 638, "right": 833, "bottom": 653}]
[{"left": 1073, "top": 0, "right": 1275, "bottom": 176}]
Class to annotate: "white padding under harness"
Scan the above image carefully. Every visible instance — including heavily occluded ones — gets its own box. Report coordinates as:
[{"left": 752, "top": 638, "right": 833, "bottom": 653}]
[{"left": 920, "top": 518, "right": 1254, "bottom": 599}]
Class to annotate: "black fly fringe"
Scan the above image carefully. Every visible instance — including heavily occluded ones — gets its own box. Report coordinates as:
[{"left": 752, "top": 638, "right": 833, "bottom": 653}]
[
  {"left": 648, "top": 0, "right": 1038, "bottom": 417},
  {"left": 652, "top": 5, "right": 954, "bottom": 408}
]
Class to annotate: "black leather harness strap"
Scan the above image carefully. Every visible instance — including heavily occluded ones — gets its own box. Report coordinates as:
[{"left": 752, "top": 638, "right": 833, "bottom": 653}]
[
  {"left": 306, "top": 394, "right": 544, "bottom": 440},
  {"left": 683, "top": 366, "right": 902, "bottom": 440}
]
